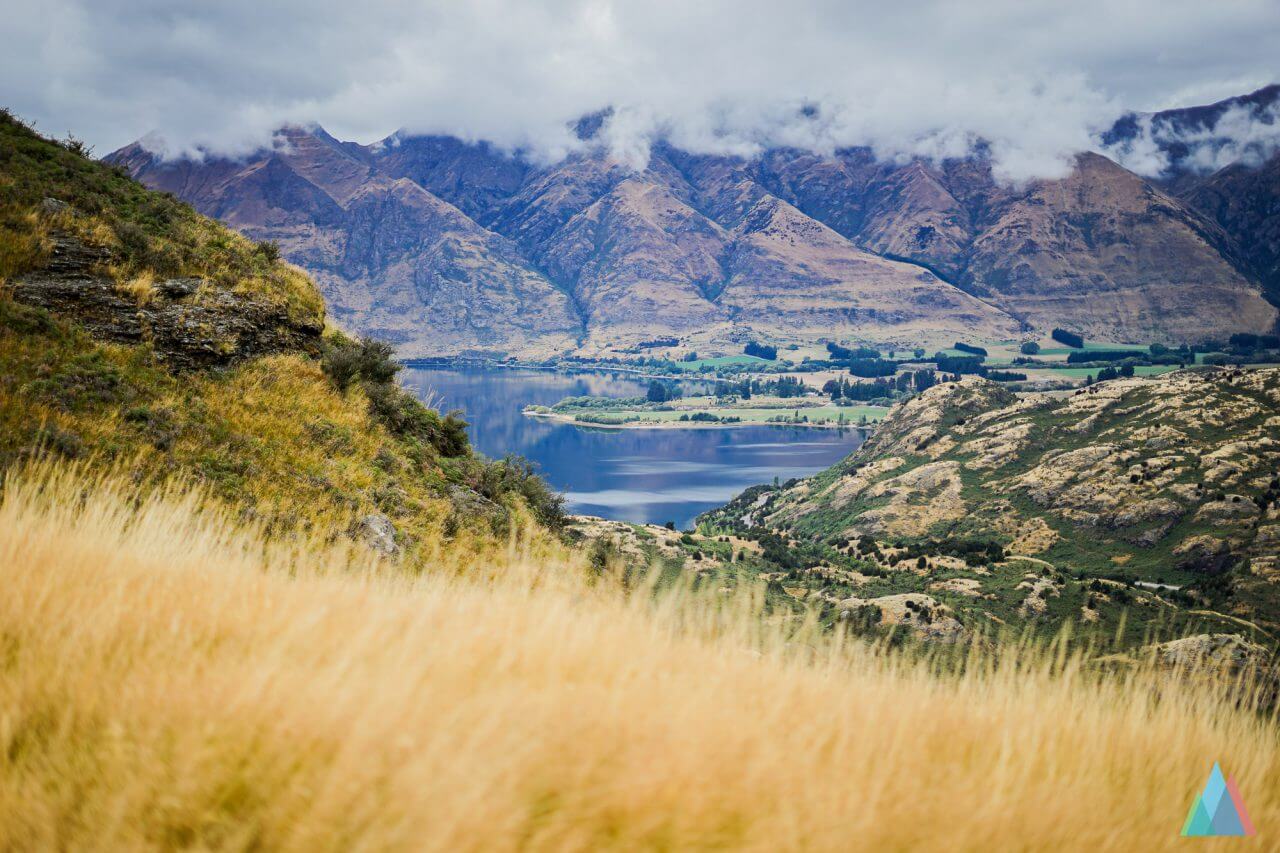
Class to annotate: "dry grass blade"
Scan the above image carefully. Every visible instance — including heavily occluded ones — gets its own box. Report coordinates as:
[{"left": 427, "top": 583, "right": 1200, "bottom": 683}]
[{"left": 0, "top": 461, "right": 1276, "bottom": 850}]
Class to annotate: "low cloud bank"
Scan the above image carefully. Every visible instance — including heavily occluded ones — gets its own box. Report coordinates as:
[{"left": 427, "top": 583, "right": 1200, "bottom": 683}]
[{"left": 2, "top": 1, "right": 1277, "bottom": 182}]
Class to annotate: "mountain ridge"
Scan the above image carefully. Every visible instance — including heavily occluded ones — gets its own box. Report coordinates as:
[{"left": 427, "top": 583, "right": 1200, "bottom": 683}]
[{"left": 108, "top": 89, "right": 1280, "bottom": 356}]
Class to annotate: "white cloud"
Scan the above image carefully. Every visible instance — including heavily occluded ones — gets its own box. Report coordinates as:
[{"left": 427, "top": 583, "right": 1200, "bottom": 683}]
[
  {"left": 1, "top": 0, "right": 1277, "bottom": 181},
  {"left": 1105, "top": 102, "right": 1280, "bottom": 177}
]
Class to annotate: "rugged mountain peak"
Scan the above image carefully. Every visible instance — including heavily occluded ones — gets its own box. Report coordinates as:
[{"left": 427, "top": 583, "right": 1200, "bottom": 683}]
[
  {"left": 719, "top": 194, "right": 1023, "bottom": 343},
  {"left": 366, "top": 131, "right": 530, "bottom": 221},
  {"left": 1105, "top": 83, "right": 1280, "bottom": 177},
  {"left": 847, "top": 160, "right": 971, "bottom": 280},
  {"left": 962, "top": 151, "right": 1278, "bottom": 340},
  {"left": 109, "top": 88, "right": 1280, "bottom": 356},
  {"left": 543, "top": 178, "right": 729, "bottom": 342},
  {"left": 485, "top": 152, "right": 634, "bottom": 259},
  {"left": 270, "top": 125, "right": 377, "bottom": 206}
]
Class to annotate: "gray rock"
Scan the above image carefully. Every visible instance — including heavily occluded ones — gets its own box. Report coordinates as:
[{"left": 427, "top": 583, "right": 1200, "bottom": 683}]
[
  {"left": 1152, "top": 634, "right": 1271, "bottom": 673},
  {"left": 155, "top": 277, "right": 205, "bottom": 299},
  {"left": 1173, "top": 535, "right": 1235, "bottom": 574},
  {"left": 447, "top": 484, "right": 506, "bottom": 521},
  {"left": 352, "top": 513, "right": 399, "bottom": 556},
  {"left": 1195, "top": 496, "right": 1261, "bottom": 522},
  {"left": 40, "top": 197, "right": 69, "bottom": 215},
  {"left": 41, "top": 233, "right": 111, "bottom": 274},
  {"left": 9, "top": 233, "right": 322, "bottom": 371}
]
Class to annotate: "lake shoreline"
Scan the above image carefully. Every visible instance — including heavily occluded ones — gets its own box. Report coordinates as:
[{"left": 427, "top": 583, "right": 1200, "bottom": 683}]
[
  {"left": 401, "top": 364, "right": 870, "bottom": 528},
  {"left": 523, "top": 409, "right": 872, "bottom": 431},
  {"left": 401, "top": 356, "right": 719, "bottom": 385}
]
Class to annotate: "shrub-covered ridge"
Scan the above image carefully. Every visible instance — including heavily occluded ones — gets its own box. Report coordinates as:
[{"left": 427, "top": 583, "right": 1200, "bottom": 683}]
[{"left": 700, "top": 371, "right": 1280, "bottom": 646}]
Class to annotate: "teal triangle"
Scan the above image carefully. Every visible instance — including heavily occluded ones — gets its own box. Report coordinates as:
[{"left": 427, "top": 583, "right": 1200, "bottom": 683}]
[
  {"left": 1210, "top": 791, "right": 1247, "bottom": 836},
  {"left": 1183, "top": 798, "right": 1215, "bottom": 836}
]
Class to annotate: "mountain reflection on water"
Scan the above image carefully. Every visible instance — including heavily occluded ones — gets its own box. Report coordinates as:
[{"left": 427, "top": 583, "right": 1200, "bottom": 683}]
[{"left": 400, "top": 366, "right": 866, "bottom": 529}]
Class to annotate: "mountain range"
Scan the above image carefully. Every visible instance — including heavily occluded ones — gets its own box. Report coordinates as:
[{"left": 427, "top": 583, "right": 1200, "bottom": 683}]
[{"left": 108, "top": 86, "right": 1280, "bottom": 357}]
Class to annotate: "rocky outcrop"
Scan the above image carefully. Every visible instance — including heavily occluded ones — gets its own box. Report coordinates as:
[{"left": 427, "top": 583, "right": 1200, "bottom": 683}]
[
  {"left": 1149, "top": 634, "right": 1273, "bottom": 676},
  {"left": 1174, "top": 536, "right": 1236, "bottom": 574},
  {"left": 10, "top": 234, "right": 322, "bottom": 370},
  {"left": 352, "top": 513, "right": 400, "bottom": 556},
  {"left": 837, "top": 593, "right": 968, "bottom": 642},
  {"left": 1094, "top": 634, "right": 1278, "bottom": 704},
  {"left": 859, "top": 378, "right": 1016, "bottom": 459}
]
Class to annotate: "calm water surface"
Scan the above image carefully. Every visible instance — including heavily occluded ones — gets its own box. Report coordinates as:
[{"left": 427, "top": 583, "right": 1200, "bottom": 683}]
[{"left": 400, "top": 366, "right": 866, "bottom": 529}]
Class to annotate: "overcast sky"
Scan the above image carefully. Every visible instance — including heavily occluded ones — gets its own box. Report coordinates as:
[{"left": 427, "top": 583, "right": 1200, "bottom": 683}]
[{"left": 2, "top": 0, "right": 1277, "bottom": 181}]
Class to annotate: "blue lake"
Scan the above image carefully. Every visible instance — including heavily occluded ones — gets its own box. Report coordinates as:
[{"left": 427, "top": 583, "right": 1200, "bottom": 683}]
[{"left": 400, "top": 366, "right": 866, "bottom": 529}]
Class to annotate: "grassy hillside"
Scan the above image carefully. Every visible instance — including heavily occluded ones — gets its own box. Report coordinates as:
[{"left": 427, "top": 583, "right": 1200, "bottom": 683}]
[
  {"left": 701, "top": 372, "right": 1280, "bottom": 647},
  {"left": 0, "top": 109, "right": 320, "bottom": 323},
  {"left": 0, "top": 111, "right": 562, "bottom": 563},
  {"left": 1, "top": 463, "right": 1277, "bottom": 850}
]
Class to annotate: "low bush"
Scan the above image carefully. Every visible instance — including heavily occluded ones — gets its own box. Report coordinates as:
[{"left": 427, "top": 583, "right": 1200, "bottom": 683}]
[
  {"left": 322, "top": 335, "right": 400, "bottom": 391},
  {"left": 365, "top": 382, "right": 469, "bottom": 458},
  {"left": 473, "top": 454, "right": 566, "bottom": 529}
]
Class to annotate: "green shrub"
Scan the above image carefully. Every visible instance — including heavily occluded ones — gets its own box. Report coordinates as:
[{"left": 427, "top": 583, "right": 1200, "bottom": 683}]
[
  {"left": 322, "top": 335, "right": 400, "bottom": 392},
  {"left": 588, "top": 537, "right": 619, "bottom": 574},
  {"left": 472, "top": 454, "right": 566, "bottom": 529},
  {"left": 255, "top": 241, "right": 281, "bottom": 264},
  {"left": 364, "top": 382, "right": 469, "bottom": 458},
  {"left": 33, "top": 424, "right": 84, "bottom": 458},
  {"left": 24, "top": 351, "right": 136, "bottom": 412}
]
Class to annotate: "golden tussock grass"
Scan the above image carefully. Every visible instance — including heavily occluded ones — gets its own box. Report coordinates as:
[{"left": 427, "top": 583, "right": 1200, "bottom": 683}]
[
  {"left": 1, "top": 462, "right": 1277, "bottom": 851},
  {"left": 114, "top": 270, "right": 157, "bottom": 304},
  {"left": 0, "top": 298, "right": 538, "bottom": 571},
  {"left": 0, "top": 211, "right": 50, "bottom": 283}
]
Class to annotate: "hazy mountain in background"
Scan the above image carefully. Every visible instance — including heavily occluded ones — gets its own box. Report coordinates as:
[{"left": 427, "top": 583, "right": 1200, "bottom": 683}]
[
  {"left": 109, "top": 87, "right": 1280, "bottom": 357},
  {"left": 1106, "top": 85, "right": 1280, "bottom": 306}
]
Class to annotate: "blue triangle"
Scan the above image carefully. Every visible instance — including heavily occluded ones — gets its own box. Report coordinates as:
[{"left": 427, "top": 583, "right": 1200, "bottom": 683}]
[
  {"left": 1201, "top": 763, "right": 1228, "bottom": 814},
  {"left": 1210, "top": 789, "right": 1247, "bottom": 836}
]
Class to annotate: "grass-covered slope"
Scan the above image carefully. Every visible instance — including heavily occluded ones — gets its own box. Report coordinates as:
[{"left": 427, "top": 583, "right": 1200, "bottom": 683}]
[
  {"left": 2, "top": 464, "right": 1277, "bottom": 850},
  {"left": 0, "top": 111, "right": 562, "bottom": 562},
  {"left": 0, "top": 109, "right": 321, "bottom": 324},
  {"left": 701, "top": 371, "right": 1280, "bottom": 645}
]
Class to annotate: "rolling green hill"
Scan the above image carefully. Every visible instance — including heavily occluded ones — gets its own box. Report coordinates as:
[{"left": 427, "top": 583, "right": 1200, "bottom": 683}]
[{"left": 698, "top": 371, "right": 1280, "bottom": 647}]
